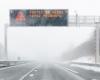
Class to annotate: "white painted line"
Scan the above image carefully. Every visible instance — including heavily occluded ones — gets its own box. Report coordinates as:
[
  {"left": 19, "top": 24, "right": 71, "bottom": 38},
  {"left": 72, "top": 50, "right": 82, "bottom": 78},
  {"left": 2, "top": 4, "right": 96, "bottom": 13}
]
[
  {"left": 29, "top": 74, "right": 34, "bottom": 77},
  {"left": 54, "top": 64, "right": 84, "bottom": 80},
  {"left": 92, "top": 79, "right": 98, "bottom": 80},
  {"left": 63, "top": 67, "right": 78, "bottom": 74},
  {"left": 34, "top": 69, "right": 38, "bottom": 72},
  {"left": 54, "top": 64, "right": 78, "bottom": 74},
  {"left": 19, "top": 65, "right": 41, "bottom": 80}
]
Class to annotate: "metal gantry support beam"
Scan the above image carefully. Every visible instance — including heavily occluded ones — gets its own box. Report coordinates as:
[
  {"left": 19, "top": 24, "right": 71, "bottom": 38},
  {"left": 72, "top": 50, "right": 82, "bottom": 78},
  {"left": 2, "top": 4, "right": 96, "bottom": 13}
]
[
  {"left": 96, "top": 23, "right": 100, "bottom": 63},
  {"left": 69, "top": 16, "right": 100, "bottom": 64},
  {"left": 4, "top": 16, "right": 100, "bottom": 63},
  {"left": 5, "top": 24, "right": 8, "bottom": 60}
]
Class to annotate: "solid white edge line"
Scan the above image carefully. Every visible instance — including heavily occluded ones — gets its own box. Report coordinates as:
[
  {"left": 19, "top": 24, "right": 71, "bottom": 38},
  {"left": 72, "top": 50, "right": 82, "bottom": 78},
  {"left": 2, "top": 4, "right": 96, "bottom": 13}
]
[
  {"left": 63, "top": 67, "right": 78, "bottom": 74},
  {"left": 55, "top": 64, "right": 78, "bottom": 74},
  {"left": 19, "top": 65, "right": 41, "bottom": 80},
  {"left": 61, "top": 67, "right": 85, "bottom": 80}
]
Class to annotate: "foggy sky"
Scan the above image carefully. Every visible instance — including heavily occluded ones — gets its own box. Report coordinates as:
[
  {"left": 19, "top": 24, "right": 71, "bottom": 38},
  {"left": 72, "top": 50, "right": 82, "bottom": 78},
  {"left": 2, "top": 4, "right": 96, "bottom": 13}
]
[
  {"left": 0, "top": 0, "right": 98, "bottom": 61},
  {"left": 7, "top": 27, "right": 95, "bottom": 61}
]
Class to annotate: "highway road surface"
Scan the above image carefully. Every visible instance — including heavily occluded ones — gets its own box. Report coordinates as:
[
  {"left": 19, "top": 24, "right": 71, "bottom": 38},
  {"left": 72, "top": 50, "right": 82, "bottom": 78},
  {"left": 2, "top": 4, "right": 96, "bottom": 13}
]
[{"left": 0, "top": 62, "right": 99, "bottom": 80}]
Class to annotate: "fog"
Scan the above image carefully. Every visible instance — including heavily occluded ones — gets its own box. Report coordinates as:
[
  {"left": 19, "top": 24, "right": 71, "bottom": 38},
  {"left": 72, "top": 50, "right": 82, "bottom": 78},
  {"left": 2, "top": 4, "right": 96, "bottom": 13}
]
[
  {"left": 0, "top": 0, "right": 99, "bottom": 63},
  {"left": 6, "top": 27, "right": 95, "bottom": 62}
]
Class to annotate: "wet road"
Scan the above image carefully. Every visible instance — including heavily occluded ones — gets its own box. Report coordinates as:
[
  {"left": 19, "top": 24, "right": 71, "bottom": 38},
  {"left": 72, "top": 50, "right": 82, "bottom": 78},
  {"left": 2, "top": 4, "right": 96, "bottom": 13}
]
[{"left": 0, "top": 62, "right": 99, "bottom": 80}]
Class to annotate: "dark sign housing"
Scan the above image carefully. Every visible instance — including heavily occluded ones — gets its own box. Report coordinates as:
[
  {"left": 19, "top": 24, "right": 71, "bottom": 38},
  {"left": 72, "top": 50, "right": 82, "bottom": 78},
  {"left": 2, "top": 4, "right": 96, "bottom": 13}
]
[{"left": 10, "top": 9, "right": 68, "bottom": 26}]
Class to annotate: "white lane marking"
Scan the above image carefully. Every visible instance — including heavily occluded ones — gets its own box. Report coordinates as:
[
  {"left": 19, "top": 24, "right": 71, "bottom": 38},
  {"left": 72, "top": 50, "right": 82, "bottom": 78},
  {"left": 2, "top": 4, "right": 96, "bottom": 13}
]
[
  {"left": 92, "top": 79, "right": 97, "bottom": 80},
  {"left": 54, "top": 64, "right": 78, "bottom": 74},
  {"left": 29, "top": 74, "right": 34, "bottom": 77},
  {"left": 19, "top": 65, "right": 41, "bottom": 80},
  {"left": 63, "top": 67, "right": 78, "bottom": 74},
  {"left": 34, "top": 69, "right": 37, "bottom": 72},
  {"left": 54, "top": 64, "right": 84, "bottom": 80},
  {"left": 0, "top": 63, "right": 36, "bottom": 71}
]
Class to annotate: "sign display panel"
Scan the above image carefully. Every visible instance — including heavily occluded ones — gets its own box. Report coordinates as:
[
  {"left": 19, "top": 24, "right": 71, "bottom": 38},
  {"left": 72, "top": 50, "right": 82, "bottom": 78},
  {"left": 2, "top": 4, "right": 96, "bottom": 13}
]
[{"left": 10, "top": 9, "right": 68, "bottom": 26}]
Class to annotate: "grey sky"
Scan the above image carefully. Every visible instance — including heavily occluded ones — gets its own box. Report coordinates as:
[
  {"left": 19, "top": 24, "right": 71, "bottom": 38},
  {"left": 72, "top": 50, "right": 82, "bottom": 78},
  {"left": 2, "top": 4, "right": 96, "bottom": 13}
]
[
  {"left": 6, "top": 27, "right": 95, "bottom": 61},
  {"left": 0, "top": 0, "right": 98, "bottom": 61}
]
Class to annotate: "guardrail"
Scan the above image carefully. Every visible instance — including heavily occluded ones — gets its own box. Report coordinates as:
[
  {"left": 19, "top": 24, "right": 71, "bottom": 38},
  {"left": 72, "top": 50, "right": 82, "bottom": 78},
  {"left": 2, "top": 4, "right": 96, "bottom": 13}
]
[
  {"left": 70, "top": 62, "right": 100, "bottom": 67},
  {"left": 0, "top": 61, "right": 30, "bottom": 68}
]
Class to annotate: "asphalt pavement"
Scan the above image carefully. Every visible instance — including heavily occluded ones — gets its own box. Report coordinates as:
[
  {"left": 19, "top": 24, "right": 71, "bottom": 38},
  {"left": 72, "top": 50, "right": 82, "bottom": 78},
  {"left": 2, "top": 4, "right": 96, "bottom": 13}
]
[
  {"left": 0, "top": 62, "right": 99, "bottom": 80},
  {"left": 61, "top": 63, "right": 100, "bottom": 80}
]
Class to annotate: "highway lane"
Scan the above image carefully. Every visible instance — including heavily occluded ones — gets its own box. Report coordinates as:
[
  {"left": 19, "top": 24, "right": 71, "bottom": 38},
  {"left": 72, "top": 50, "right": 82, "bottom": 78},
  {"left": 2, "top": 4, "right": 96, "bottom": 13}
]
[
  {"left": 0, "top": 62, "right": 41, "bottom": 80},
  {"left": 22, "top": 63, "right": 84, "bottom": 80},
  {"left": 1, "top": 62, "right": 99, "bottom": 80},
  {"left": 43, "top": 64, "right": 84, "bottom": 80}
]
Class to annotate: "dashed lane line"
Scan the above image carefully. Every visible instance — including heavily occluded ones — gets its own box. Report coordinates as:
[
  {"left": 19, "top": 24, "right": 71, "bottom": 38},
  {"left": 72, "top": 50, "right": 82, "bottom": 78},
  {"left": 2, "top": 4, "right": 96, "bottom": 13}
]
[{"left": 19, "top": 65, "right": 41, "bottom": 80}]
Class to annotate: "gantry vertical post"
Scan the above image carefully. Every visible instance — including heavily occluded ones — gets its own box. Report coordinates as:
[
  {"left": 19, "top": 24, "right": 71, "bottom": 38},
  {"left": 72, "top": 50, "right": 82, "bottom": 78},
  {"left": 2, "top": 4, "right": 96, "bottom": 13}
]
[
  {"left": 96, "top": 22, "right": 100, "bottom": 64},
  {"left": 5, "top": 24, "right": 8, "bottom": 60}
]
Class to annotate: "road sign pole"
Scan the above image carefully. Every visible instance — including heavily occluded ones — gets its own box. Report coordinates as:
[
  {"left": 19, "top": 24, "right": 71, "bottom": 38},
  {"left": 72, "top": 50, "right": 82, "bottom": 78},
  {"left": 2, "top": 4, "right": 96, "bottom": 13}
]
[
  {"left": 5, "top": 24, "right": 8, "bottom": 60},
  {"left": 74, "top": 11, "right": 78, "bottom": 27},
  {"left": 96, "top": 23, "right": 100, "bottom": 64}
]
